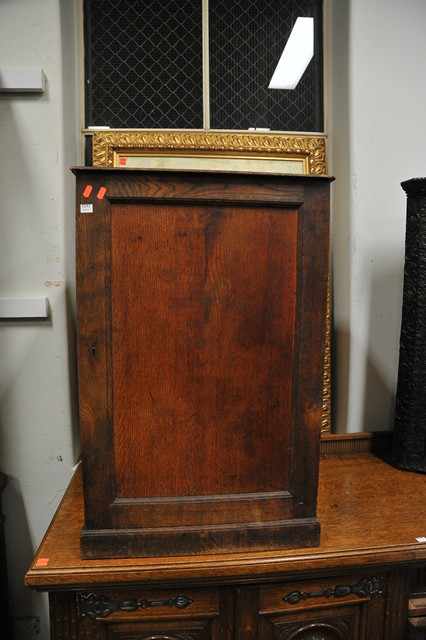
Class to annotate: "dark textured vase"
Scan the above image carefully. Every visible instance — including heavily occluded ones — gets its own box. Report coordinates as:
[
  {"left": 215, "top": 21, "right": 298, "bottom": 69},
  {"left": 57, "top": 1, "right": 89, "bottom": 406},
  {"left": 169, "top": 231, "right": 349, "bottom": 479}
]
[{"left": 393, "top": 178, "right": 426, "bottom": 472}]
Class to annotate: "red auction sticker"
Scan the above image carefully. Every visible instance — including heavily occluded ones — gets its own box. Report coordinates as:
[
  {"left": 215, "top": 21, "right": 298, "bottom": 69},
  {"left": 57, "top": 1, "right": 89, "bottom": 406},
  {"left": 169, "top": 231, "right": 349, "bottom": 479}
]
[
  {"left": 97, "top": 186, "right": 107, "bottom": 200},
  {"left": 82, "top": 184, "right": 93, "bottom": 198}
]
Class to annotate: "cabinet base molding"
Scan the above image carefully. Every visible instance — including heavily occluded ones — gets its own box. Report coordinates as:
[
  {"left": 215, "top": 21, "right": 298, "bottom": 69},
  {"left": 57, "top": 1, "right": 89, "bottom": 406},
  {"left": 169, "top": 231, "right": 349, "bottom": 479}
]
[{"left": 81, "top": 518, "right": 320, "bottom": 559}]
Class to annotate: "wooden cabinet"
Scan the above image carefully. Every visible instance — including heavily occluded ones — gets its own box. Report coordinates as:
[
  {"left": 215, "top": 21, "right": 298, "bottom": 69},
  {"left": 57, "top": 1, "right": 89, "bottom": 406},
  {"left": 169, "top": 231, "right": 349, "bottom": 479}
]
[
  {"left": 73, "top": 168, "right": 332, "bottom": 559},
  {"left": 47, "top": 570, "right": 406, "bottom": 640},
  {"left": 26, "top": 452, "right": 425, "bottom": 640}
]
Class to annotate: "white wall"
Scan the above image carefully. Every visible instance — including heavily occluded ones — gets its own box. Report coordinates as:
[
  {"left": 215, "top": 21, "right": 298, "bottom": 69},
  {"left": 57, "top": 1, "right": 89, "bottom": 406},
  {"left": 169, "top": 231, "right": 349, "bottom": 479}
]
[
  {"left": 0, "top": 1, "right": 81, "bottom": 638},
  {"left": 327, "top": 0, "right": 426, "bottom": 433}
]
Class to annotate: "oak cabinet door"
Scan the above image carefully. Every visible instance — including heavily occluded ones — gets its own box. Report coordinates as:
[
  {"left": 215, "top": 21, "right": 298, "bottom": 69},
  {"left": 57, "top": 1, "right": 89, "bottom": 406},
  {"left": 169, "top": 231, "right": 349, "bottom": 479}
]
[{"left": 235, "top": 574, "right": 388, "bottom": 640}]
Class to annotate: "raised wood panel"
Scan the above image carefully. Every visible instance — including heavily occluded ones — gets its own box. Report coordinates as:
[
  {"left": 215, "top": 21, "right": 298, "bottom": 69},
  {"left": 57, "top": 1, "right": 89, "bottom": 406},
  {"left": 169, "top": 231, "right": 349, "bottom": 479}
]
[
  {"left": 259, "top": 606, "right": 360, "bottom": 640},
  {"left": 106, "top": 619, "right": 213, "bottom": 640},
  {"left": 111, "top": 203, "right": 298, "bottom": 498}
]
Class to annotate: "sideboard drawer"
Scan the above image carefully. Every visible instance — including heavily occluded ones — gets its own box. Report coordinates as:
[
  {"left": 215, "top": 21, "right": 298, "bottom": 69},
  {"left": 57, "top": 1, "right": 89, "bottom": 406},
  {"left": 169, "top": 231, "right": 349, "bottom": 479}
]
[
  {"left": 64, "top": 587, "right": 232, "bottom": 640},
  {"left": 77, "top": 587, "right": 220, "bottom": 622},
  {"left": 259, "top": 573, "right": 386, "bottom": 614}
]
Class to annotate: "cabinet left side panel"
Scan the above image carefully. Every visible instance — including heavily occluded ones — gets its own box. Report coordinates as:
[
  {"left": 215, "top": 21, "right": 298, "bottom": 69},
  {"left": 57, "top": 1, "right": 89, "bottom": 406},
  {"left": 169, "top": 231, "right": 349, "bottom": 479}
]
[{"left": 76, "top": 175, "right": 115, "bottom": 530}]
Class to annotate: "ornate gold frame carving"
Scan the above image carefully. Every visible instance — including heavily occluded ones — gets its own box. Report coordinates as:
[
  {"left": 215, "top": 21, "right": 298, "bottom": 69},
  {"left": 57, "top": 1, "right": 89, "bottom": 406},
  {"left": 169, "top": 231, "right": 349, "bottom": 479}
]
[
  {"left": 90, "top": 130, "right": 327, "bottom": 175},
  {"left": 321, "top": 274, "right": 332, "bottom": 434},
  {"left": 87, "top": 129, "right": 331, "bottom": 433}
]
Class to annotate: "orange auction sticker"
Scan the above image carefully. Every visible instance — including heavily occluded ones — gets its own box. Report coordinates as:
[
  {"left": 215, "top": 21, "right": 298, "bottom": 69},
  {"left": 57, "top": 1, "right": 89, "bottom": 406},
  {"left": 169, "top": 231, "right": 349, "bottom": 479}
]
[
  {"left": 35, "top": 557, "right": 49, "bottom": 567},
  {"left": 97, "top": 186, "right": 107, "bottom": 200},
  {"left": 82, "top": 184, "right": 93, "bottom": 198}
]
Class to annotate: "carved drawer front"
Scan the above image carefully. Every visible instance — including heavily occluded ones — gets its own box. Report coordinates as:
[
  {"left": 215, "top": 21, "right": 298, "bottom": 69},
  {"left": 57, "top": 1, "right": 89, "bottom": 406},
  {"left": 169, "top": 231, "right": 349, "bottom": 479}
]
[
  {"left": 236, "top": 574, "right": 387, "bottom": 640},
  {"left": 259, "top": 574, "right": 386, "bottom": 615},
  {"left": 76, "top": 587, "right": 231, "bottom": 640},
  {"left": 78, "top": 588, "right": 211, "bottom": 621},
  {"left": 259, "top": 605, "right": 360, "bottom": 640}
]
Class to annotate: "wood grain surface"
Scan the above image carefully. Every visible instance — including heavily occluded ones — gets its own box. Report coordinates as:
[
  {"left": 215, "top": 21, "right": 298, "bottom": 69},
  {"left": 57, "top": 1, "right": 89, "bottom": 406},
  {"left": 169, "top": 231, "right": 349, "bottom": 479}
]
[
  {"left": 111, "top": 204, "right": 298, "bottom": 498},
  {"left": 26, "top": 454, "right": 426, "bottom": 590},
  {"left": 74, "top": 169, "right": 331, "bottom": 557}
]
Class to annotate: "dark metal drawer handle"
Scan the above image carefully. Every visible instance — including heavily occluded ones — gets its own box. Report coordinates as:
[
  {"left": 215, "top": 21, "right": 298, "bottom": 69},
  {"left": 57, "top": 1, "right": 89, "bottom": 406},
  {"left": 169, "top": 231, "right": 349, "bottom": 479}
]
[
  {"left": 283, "top": 576, "right": 385, "bottom": 605},
  {"left": 79, "top": 592, "right": 193, "bottom": 619}
]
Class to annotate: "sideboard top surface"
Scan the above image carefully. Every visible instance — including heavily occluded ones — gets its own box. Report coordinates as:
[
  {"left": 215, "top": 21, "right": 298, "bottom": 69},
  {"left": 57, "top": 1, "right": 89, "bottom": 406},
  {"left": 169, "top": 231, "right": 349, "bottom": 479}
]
[{"left": 26, "top": 453, "right": 426, "bottom": 590}]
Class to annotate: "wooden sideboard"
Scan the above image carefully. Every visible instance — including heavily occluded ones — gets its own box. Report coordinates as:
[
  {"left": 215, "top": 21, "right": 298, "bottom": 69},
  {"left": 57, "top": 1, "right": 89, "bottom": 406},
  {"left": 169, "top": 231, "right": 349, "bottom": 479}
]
[{"left": 26, "top": 448, "right": 426, "bottom": 640}]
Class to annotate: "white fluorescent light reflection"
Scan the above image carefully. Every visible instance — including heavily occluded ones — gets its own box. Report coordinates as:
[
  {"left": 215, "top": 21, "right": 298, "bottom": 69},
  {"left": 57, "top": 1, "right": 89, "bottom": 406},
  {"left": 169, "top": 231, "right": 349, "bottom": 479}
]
[{"left": 269, "top": 17, "right": 314, "bottom": 90}]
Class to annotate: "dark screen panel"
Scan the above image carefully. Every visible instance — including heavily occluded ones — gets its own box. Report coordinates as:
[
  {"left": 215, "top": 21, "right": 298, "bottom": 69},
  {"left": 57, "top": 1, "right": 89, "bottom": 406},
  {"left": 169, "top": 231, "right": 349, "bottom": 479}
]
[
  {"left": 209, "top": 0, "right": 323, "bottom": 131},
  {"left": 84, "top": 0, "right": 203, "bottom": 128}
]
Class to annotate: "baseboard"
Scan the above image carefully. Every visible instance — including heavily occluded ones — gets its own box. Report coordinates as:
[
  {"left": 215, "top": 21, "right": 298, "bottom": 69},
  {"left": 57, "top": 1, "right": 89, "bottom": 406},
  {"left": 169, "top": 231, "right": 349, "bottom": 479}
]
[{"left": 320, "top": 431, "right": 393, "bottom": 457}]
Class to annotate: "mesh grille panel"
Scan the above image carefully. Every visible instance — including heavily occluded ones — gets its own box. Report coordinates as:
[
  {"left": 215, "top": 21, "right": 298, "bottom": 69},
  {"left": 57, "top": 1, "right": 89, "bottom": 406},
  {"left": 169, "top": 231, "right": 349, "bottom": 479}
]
[
  {"left": 84, "top": 1, "right": 323, "bottom": 132},
  {"left": 85, "top": 0, "right": 203, "bottom": 128},
  {"left": 209, "top": 0, "right": 323, "bottom": 131}
]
